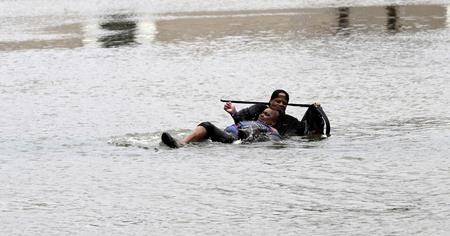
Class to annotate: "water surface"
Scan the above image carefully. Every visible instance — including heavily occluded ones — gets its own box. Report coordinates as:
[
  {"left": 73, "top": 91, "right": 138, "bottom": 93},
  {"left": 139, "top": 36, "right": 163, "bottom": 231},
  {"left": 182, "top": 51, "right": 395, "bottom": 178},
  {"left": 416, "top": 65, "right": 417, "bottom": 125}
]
[{"left": 1, "top": 1, "right": 450, "bottom": 235}]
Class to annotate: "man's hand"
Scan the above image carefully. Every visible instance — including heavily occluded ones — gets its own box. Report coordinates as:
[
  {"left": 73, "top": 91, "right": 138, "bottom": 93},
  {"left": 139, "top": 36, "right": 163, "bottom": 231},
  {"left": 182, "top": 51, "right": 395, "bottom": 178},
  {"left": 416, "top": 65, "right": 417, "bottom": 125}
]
[
  {"left": 224, "top": 101, "right": 237, "bottom": 115},
  {"left": 312, "top": 102, "right": 321, "bottom": 107}
]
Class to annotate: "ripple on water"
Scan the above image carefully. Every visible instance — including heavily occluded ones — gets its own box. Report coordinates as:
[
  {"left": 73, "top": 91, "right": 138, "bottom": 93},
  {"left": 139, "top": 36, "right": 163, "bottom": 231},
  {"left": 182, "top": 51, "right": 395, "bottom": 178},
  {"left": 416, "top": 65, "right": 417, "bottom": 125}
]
[{"left": 1, "top": 1, "right": 450, "bottom": 235}]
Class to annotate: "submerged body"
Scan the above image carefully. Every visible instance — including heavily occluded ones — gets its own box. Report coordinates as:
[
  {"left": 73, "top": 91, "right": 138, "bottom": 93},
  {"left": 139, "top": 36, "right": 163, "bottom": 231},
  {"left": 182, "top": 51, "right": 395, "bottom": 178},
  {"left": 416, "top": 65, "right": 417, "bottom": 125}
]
[
  {"left": 224, "top": 120, "right": 281, "bottom": 142},
  {"left": 161, "top": 120, "right": 280, "bottom": 148},
  {"left": 162, "top": 107, "right": 281, "bottom": 148}
]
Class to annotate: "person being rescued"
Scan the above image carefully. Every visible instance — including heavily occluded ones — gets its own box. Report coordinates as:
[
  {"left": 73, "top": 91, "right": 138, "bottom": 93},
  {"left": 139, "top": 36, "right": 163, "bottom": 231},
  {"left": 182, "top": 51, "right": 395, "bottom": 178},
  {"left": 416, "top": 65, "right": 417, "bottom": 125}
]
[
  {"left": 161, "top": 107, "right": 281, "bottom": 148},
  {"left": 161, "top": 89, "right": 328, "bottom": 148}
]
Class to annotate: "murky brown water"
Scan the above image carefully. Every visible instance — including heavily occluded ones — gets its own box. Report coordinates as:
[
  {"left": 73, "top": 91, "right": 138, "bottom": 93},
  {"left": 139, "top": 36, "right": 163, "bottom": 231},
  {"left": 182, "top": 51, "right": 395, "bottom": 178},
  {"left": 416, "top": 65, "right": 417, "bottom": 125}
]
[{"left": 1, "top": 1, "right": 450, "bottom": 235}]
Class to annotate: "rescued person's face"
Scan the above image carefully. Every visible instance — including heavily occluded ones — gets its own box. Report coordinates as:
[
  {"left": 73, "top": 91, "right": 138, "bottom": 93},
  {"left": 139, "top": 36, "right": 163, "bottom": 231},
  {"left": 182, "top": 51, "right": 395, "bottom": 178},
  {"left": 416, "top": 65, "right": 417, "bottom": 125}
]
[{"left": 258, "top": 108, "right": 279, "bottom": 126}]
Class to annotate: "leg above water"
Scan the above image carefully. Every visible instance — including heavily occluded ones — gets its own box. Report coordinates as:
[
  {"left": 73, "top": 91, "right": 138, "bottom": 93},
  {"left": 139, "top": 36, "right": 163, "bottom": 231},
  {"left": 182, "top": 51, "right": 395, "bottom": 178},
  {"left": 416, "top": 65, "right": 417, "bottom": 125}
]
[
  {"left": 199, "top": 122, "right": 236, "bottom": 143},
  {"left": 181, "top": 125, "right": 208, "bottom": 144},
  {"left": 161, "top": 122, "right": 235, "bottom": 149}
]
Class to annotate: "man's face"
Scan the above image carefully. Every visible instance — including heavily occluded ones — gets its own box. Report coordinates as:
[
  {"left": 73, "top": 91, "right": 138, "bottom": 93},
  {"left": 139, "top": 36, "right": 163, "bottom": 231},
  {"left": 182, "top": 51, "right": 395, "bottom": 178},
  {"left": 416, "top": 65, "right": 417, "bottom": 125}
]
[
  {"left": 269, "top": 95, "right": 288, "bottom": 112},
  {"left": 258, "top": 108, "right": 279, "bottom": 126}
]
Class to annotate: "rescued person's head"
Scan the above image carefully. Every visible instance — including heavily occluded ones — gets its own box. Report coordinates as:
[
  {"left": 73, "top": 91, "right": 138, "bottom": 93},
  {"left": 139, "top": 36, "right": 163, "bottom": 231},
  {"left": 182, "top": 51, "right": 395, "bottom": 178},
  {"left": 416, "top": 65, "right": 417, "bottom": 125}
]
[{"left": 258, "top": 107, "right": 280, "bottom": 126}]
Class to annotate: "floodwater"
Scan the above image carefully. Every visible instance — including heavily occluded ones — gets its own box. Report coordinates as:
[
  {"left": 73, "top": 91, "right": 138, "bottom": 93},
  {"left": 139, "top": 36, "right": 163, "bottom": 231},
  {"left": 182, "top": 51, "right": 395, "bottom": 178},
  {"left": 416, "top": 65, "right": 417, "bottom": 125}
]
[{"left": 1, "top": 0, "right": 450, "bottom": 235}]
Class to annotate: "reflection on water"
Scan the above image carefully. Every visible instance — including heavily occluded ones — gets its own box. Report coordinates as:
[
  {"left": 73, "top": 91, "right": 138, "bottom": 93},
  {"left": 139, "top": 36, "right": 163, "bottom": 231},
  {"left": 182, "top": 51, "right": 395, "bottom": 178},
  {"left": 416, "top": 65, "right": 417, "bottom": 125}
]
[
  {"left": 156, "top": 4, "right": 448, "bottom": 42},
  {"left": 1, "top": 1, "right": 450, "bottom": 235},
  {"left": 0, "top": 4, "right": 448, "bottom": 51},
  {"left": 386, "top": 6, "right": 399, "bottom": 33},
  {"left": 336, "top": 7, "right": 350, "bottom": 35},
  {"left": 98, "top": 14, "right": 138, "bottom": 48},
  {"left": 336, "top": 5, "right": 402, "bottom": 34},
  {"left": 0, "top": 22, "right": 84, "bottom": 52}
]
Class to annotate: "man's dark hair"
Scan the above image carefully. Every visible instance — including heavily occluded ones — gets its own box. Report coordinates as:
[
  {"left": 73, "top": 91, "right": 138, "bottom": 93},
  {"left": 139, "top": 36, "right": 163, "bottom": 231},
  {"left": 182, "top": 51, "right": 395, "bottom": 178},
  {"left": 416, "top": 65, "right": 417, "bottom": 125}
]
[{"left": 270, "top": 89, "right": 289, "bottom": 103}]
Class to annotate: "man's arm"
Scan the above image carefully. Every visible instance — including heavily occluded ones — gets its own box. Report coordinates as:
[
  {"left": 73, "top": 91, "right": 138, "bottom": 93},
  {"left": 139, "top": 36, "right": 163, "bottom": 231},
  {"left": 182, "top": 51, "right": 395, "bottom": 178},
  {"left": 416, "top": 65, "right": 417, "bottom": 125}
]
[{"left": 231, "top": 104, "right": 267, "bottom": 124}]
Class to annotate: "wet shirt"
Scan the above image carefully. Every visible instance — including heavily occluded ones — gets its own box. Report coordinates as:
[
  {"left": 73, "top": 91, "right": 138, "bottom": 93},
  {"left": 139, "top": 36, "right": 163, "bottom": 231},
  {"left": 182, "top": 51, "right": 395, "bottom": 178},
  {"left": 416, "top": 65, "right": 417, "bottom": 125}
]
[{"left": 224, "top": 121, "right": 281, "bottom": 142}]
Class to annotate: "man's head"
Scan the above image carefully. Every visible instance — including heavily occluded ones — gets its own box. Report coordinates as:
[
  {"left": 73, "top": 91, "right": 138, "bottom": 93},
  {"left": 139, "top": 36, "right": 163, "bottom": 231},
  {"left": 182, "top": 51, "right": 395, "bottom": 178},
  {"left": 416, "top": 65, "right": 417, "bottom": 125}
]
[
  {"left": 269, "top": 89, "right": 289, "bottom": 113},
  {"left": 258, "top": 107, "right": 280, "bottom": 126}
]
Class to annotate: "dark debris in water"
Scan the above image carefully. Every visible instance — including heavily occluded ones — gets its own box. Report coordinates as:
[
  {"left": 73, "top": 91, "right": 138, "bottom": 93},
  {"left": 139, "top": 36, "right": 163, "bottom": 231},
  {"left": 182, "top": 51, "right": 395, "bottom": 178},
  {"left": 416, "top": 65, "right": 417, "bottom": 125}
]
[
  {"left": 303, "top": 207, "right": 331, "bottom": 212},
  {"left": 386, "top": 206, "right": 414, "bottom": 212},
  {"left": 341, "top": 156, "right": 364, "bottom": 161}
]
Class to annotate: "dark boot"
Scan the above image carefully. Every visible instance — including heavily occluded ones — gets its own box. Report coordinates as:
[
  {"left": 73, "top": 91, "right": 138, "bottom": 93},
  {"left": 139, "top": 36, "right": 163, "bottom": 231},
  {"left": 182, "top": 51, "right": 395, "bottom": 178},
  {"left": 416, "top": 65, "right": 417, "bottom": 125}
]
[{"left": 161, "top": 132, "right": 181, "bottom": 148}]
